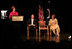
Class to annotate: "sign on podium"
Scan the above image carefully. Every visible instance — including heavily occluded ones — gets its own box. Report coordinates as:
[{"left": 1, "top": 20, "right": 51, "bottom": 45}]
[{"left": 12, "top": 16, "right": 24, "bottom": 21}]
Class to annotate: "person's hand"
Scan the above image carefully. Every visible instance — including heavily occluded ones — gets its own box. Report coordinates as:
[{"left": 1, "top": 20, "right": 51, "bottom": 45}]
[
  {"left": 47, "top": 17, "right": 48, "bottom": 19},
  {"left": 33, "top": 24, "right": 35, "bottom": 26},
  {"left": 29, "top": 24, "right": 35, "bottom": 26},
  {"left": 29, "top": 24, "right": 31, "bottom": 26}
]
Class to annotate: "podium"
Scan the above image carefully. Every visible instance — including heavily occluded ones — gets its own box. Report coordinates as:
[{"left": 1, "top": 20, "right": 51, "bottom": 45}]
[{"left": 12, "top": 16, "right": 24, "bottom": 21}]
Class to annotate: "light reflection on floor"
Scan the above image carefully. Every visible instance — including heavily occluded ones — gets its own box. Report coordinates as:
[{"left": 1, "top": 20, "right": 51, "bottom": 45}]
[
  {"left": 26, "top": 33, "right": 60, "bottom": 43},
  {"left": 18, "top": 33, "right": 71, "bottom": 43}
]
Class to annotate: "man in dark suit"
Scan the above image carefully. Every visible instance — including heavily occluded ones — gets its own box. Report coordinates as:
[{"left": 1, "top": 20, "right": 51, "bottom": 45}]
[
  {"left": 28, "top": 14, "right": 37, "bottom": 26},
  {"left": 27, "top": 14, "right": 37, "bottom": 36}
]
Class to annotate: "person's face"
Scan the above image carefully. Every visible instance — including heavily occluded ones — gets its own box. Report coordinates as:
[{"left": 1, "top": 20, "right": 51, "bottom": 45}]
[
  {"left": 52, "top": 15, "right": 55, "bottom": 19},
  {"left": 31, "top": 15, "right": 34, "bottom": 19},
  {"left": 13, "top": 8, "right": 16, "bottom": 12}
]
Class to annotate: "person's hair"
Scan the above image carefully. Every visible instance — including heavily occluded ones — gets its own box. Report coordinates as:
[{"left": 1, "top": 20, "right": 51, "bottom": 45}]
[
  {"left": 31, "top": 14, "right": 34, "bottom": 16},
  {"left": 11, "top": 6, "right": 15, "bottom": 9},
  {"left": 52, "top": 14, "right": 55, "bottom": 16},
  {"left": 52, "top": 14, "right": 55, "bottom": 18}
]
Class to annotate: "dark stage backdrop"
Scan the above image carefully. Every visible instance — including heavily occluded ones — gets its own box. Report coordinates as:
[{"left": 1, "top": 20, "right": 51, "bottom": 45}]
[
  {"left": 1, "top": 0, "right": 71, "bottom": 34},
  {"left": 1, "top": 0, "right": 71, "bottom": 48}
]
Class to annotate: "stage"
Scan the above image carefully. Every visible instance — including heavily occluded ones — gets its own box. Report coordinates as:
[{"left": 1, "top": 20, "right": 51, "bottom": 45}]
[
  {"left": 1, "top": 33, "right": 71, "bottom": 48},
  {"left": 1, "top": 20, "right": 71, "bottom": 48},
  {"left": 1, "top": 0, "right": 71, "bottom": 48}
]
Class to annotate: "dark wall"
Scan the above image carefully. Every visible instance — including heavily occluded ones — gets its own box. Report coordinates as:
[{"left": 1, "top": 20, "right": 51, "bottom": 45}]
[{"left": 1, "top": 0, "right": 71, "bottom": 33}]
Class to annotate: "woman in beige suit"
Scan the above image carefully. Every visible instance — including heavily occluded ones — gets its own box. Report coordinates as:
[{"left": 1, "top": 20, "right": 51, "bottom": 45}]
[{"left": 49, "top": 14, "right": 60, "bottom": 36}]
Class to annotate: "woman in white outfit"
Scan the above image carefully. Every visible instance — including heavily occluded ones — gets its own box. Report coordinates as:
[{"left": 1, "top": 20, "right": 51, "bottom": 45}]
[{"left": 49, "top": 14, "right": 60, "bottom": 36}]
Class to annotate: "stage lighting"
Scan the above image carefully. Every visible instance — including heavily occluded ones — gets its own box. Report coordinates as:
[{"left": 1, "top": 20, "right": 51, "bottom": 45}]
[
  {"left": 1, "top": 10, "right": 8, "bottom": 19},
  {"left": 68, "top": 35, "right": 71, "bottom": 39}
]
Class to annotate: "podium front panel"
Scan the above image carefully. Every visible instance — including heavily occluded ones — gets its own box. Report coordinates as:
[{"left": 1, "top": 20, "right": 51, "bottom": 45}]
[{"left": 12, "top": 16, "right": 24, "bottom": 21}]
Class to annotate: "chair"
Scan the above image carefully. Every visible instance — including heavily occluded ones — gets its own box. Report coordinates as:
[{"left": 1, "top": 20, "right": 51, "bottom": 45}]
[
  {"left": 38, "top": 21, "right": 49, "bottom": 36},
  {"left": 27, "top": 21, "right": 37, "bottom": 39}
]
